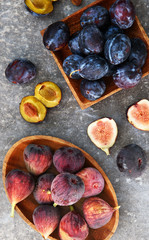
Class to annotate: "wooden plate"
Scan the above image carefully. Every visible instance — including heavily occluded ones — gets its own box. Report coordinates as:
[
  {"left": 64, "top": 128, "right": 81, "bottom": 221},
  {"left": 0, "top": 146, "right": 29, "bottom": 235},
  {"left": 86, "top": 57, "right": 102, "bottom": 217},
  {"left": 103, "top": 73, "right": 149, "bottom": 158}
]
[
  {"left": 2, "top": 135, "right": 119, "bottom": 240},
  {"left": 41, "top": 0, "right": 149, "bottom": 110}
]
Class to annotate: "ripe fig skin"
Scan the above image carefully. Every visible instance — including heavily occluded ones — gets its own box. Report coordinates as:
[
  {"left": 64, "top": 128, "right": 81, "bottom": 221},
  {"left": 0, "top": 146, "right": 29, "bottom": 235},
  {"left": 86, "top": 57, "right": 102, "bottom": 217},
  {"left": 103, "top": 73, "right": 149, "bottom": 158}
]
[
  {"left": 127, "top": 99, "right": 149, "bottom": 131},
  {"left": 5, "top": 169, "right": 35, "bottom": 217},
  {"left": 33, "top": 205, "right": 60, "bottom": 239},
  {"left": 59, "top": 210, "right": 89, "bottom": 240},
  {"left": 23, "top": 144, "right": 53, "bottom": 176},
  {"left": 83, "top": 197, "right": 117, "bottom": 229},
  {"left": 76, "top": 167, "right": 105, "bottom": 198},
  {"left": 53, "top": 147, "right": 85, "bottom": 173},
  {"left": 117, "top": 144, "right": 147, "bottom": 178},
  {"left": 33, "top": 173, "right": 55, "bottom": 204},
  {"left": 51, "top": 172, "right": 85, "bottom": 206}
]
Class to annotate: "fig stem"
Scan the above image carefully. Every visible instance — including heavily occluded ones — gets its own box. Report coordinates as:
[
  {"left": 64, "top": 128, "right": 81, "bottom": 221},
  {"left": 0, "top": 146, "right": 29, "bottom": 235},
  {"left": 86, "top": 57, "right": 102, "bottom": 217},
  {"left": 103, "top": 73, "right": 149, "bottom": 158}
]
[
  {"left": 114, "top": 206, "right": 121, "bottom": 210},
  {"left": 102, "top": 148, "right": 110, "bottom": 155},
  {"left": 70, "top": 205, "right": 74, "bottom": 211},
  {"left": 53, "top": 202, "right": 58, "bottom": 207},
  {"left": 11, "top": 203, "right": 15, "bottom": 217}
]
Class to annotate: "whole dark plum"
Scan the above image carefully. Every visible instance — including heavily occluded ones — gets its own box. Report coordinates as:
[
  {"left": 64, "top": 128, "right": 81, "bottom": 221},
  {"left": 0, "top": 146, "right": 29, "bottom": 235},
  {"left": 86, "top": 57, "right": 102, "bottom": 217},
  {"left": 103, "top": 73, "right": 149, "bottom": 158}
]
[
  {"left": 43, "top": 21, "right": 70, "bottom": 51},
  {"left": 79, "top": 25, "right": 104, "bottom": 55},
  {"left": 104, "top": 33, "right": 131, "bottom": 65},
  {"left": 51, "top": 172, "right": 85, "bottom": 206},
  {"left": 79, "top": 55, "right": 109, "bottom": 80},
  {"left": 128, "top": 38, "right": 147, "bottom": 68},
  {"left": 80, "top": 79, "right": 106, "bottom": 101},
  {"left": 53, "top": 147, "right": 85, "bottom": 173},
  {"left": 105, "top": 63, "right": 117, "bottom": 77},
  {"left": 63, "top": 54, "right": 83, "bottom": 79},
  {"left": 68, "top": 31, "right": 84, "bottom": 56},
  {"left": 113, "top": 62, "right": 142, "bottom": 89},
  {"left": 117, "top": 144, "right": 147, "bottom": 178},
  {"left": 5, "top": 59, "right": 36, "bottom": 84},
  {"left": 80, "top": 6, "right": 110, "bottom": 29},
  {"left": 109, "top": 0, "right": 135, "bottom": 29},
  {"left": 103, "top": 25, "right": 123, "bottom": 40}
]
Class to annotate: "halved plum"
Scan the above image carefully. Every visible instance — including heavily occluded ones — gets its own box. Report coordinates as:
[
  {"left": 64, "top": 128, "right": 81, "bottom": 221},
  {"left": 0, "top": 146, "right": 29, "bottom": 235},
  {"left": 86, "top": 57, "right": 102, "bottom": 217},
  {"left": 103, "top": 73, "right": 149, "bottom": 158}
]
[
  {"left": 24, "top": 0, "right": 57, "bottom": 16},
  {"left": 87, "top": 118, "right": 118, "bottom": 155},
  {"left": 20, "top": 96, "right": 47, "bottom": 123},
  {"left": 127, "top": 99, "right": 149, "bottom": 131},
  {"left": 34, "top": 81, "right": 62, "bottom": 108}
]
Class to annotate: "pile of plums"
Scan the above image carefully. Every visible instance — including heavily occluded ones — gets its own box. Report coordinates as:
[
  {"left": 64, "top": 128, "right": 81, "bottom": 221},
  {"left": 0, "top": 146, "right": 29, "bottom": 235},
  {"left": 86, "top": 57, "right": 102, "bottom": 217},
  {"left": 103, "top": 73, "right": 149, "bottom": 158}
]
[
  {"left": 43, "top": 0, "right": 147, "bottom": 101},
  {"left": 5, "top": 143, "right": 120, "bottom": 240}
]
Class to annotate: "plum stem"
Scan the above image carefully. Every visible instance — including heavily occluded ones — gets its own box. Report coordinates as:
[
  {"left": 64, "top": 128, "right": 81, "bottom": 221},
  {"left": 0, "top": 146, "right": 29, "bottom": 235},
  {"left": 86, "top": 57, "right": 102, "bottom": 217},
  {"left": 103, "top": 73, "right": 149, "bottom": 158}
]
[
  {"left": 114, "top": 206, "right": 121, "bottom": 210},
  {"left": 11, "top": 203, "right": 15, "bottom": 217},
  {"left": 70, "top": 205, "right": 74, "bottom": 211},
  {"left": 69, "top": 69, "right": 80, "bottom": 78},
  {"left": 53, "top": 202, "right": 58, "bottom": 207}
]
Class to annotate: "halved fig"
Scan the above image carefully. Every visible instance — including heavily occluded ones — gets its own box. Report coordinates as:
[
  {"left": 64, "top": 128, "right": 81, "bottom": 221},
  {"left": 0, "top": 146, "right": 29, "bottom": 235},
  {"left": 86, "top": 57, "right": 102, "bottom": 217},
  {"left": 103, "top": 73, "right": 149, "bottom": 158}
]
[
  {"left": 24, "top": 0, "right": 57, "bottom": 16},
  {"left": 127, "top": 99, "right": 149, "bottom": 131},
  {"left": 34, "top": 81, "right": 62, "bottom": 108},
  {"left": 20, "top": 96, "right": 47, "bottom": 123},
  {"left": 87, "top": 118, "right": 118, "bottom": 155}
]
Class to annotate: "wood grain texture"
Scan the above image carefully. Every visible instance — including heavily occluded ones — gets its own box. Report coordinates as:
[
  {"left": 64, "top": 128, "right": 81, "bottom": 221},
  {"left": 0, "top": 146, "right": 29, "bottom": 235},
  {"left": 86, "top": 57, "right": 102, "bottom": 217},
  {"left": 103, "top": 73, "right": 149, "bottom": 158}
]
[
  {"left": 2, "top": 135, "right": 119, "bottom": 240},
  {"left": 41, "top": 0, "right": 149, "bottom": 109}
]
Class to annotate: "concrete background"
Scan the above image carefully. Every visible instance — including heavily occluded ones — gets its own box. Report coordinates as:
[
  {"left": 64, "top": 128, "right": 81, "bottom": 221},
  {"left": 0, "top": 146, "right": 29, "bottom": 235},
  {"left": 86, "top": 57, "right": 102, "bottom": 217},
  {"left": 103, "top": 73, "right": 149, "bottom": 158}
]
[{"left": 0, "top": 0, "right": 148, "bottom": 239}]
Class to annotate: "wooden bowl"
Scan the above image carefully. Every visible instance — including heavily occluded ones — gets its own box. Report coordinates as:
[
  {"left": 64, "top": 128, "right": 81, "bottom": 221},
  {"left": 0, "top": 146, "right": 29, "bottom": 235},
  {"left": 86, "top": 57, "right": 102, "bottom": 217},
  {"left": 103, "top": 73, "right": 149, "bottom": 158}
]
[
  {"left": 2, "top": 135, "right": 119, "bottom": 240},
  {"left": 41, "top": 0, "right": 149, "bottom": 110}
]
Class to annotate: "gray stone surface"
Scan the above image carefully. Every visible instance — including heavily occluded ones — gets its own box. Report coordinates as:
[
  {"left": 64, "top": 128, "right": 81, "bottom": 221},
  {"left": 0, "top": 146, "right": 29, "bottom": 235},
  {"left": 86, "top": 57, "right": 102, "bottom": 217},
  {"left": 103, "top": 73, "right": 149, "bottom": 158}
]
[{"left": 0, "top": 0, "right": 149, "bottom": 240}]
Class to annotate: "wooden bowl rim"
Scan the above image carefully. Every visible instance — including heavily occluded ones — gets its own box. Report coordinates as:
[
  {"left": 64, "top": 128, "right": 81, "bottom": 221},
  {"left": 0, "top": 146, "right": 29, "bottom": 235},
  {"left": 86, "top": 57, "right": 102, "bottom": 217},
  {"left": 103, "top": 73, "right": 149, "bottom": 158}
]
[{"left": 2, "top": 135, "right": 119, "bottom": 240}]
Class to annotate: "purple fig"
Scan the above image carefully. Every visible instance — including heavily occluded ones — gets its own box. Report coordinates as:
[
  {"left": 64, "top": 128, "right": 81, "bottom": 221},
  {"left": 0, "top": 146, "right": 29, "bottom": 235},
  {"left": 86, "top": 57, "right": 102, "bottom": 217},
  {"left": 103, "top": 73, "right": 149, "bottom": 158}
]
[
  {"left": 33, "top": 205, "right": 60, "bottom": 239},
  {"left": 77, "top": 167, "right": 105, "bottom": 197},
  {"left": 83, "top": 197, "right": 120, "bottom": 229},
  {"left": 51, "top": 172, "right": 85, "bottom": 206},
  {"left": 23, "top": 144, "right": 53, "bottom": 175},
  {"left": 59, "top": 207, "right": 89, "bottom": 240},
  {"left": 53, "top": 147, "right": 85, "bottom": 173},
  {"left": 33, "top": 173, "right": 55, "bottom": 204},
  {"left": 5, "top": 169, "right": 35, "bottom": 217}
]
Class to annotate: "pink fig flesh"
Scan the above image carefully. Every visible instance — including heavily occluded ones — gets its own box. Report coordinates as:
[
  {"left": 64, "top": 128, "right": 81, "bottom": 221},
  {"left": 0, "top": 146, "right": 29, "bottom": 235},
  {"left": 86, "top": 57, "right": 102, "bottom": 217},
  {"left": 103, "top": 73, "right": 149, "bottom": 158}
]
[
  {"left": 127, "top": 99, "right": 149, "bottom": 131},
  {"left": 23, "top": 144, "right": 53, "bottom": 175},
  {"left": 33, "top": 173, "right": 55, "bottom": 204},
  {"left": 59, "top": 210, "right": 89, "bottom": 240},
  {"left": 53, "top": 147, "right": 85, "bottom": 173},
  {"left": 5, "top": 169, "right": 35, "bottom": 217},
  {"left": 76, "top": 167, "right": 105, "bottom": 197},
  {"left": 83, "top": 197, "right": 119, "bottom": 229},
  {"left": 51, "top": 172, "right": 85, "bottom": 206},
  {"left": 33, "top": 205, "right": 60, "bottom": 239},
  {"left": 87, "top": 118, "right": 118, "bottom": 155}
]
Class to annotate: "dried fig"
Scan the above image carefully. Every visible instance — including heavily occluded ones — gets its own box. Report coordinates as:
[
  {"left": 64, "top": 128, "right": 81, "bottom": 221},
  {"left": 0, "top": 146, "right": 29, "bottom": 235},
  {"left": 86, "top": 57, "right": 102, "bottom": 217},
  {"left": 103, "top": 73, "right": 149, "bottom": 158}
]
[
  {"left": 87, "top": 118, "right": 118, "bottom": 155},
  {"left": 127, "top": 99, "right": 149, "bottom": 131}
]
